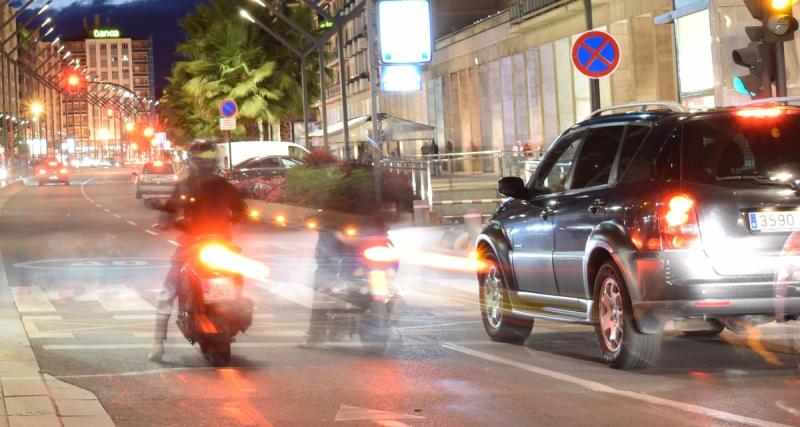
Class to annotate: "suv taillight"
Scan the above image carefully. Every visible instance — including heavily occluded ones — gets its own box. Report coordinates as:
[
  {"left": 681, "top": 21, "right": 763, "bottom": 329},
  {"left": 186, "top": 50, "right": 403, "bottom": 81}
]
[{"left": 659, "top": 194, "right": 700, "bottom": 250}]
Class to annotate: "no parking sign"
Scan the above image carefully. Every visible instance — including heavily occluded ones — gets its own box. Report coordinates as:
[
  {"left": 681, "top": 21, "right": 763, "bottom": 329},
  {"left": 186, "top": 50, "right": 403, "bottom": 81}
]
[{"left": 571, "top": 30, "right": 620, "bottom": 78}]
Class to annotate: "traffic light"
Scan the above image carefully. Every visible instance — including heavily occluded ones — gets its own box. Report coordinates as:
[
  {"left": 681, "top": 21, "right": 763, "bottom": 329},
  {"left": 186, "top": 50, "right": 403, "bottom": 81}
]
[
  {"left": 64, "top": 72, "right": 84, "bottom": 94},
  {"left": 732, "top": 26, "right": 774, "bottom": 98},
  {"left": 764, "top": 0, "right": 798, "bottom": 42}
]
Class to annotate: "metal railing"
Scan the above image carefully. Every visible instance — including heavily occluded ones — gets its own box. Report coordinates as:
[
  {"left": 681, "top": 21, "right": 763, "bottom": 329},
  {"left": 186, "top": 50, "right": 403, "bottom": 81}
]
[
  {"left": 509, "top": 0, "right": 565, "bottom": 21},
  {"left": 364, "top": 150, "right": 542, "bottom": 210}
]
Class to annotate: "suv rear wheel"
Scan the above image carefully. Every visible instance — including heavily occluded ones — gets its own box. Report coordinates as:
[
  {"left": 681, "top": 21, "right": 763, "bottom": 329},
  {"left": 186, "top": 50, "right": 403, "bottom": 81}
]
[
  {"left": 480, "top": 253, "right": 532, "bottom": 343},
  {"left": 594, "top": 261, "right": 661, "bottom": 369}
]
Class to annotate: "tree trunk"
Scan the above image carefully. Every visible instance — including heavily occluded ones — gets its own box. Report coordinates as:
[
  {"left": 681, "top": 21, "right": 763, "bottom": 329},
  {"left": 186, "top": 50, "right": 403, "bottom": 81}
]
[
  {"left": 280, "top": 116, "right": 293, "bottom": 142},
  {"left": 257, "top": 119, "right": 264, "bottom": 141}
]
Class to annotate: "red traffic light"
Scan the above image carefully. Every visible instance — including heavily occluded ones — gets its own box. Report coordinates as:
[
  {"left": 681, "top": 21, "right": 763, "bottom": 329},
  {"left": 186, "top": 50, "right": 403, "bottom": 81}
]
[{"left": 67, "top": 74, "right": 81, "bottom": 87}]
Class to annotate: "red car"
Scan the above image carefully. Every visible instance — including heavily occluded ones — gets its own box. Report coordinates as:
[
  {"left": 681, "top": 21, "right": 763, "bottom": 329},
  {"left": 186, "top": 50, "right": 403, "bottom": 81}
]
[{"left": 37, "top": 159, "right": 70, "bottom": 186}]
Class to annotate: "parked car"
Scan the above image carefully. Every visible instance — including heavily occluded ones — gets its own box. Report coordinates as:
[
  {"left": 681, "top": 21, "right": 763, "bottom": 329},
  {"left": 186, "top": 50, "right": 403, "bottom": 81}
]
[
  {"left": 134, "top": 160, "right": 178, "bottom": 199},
  {"left": 37, "top": 158, "right": 69, "bottom": 186},
  {"left": 101, "top": 158, "right": 120, "bottom": 168},
  {"left": 476, "top": 101, "right": 800, "bottom": 369},
  {"left": 228, "top": 156, "right": 303, "bottom": 182}
]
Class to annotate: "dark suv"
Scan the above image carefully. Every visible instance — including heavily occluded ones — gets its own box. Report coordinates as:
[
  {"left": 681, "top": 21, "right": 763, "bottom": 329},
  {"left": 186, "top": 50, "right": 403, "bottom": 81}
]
[{"left": 476, "top": 102, "right": 800, "bottom": 369}]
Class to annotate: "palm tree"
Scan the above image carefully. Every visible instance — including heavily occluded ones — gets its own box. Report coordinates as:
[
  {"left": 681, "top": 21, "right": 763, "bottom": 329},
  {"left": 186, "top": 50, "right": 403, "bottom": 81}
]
[{"left": 160, "top": 0, "right": 325, "bottom": 144}]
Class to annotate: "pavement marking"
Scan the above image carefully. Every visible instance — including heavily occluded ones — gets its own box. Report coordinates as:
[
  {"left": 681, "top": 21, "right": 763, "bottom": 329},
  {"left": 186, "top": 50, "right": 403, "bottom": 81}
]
[
  {"left": 335, "top": 405, "right": 425, "bottom": 423},
  {"left": 10, "top": 286, "right": 56, "bottom": 313},
  {"left": 145, "top": 230, "right": 159, "bottom": 236},
  {"left": 94, "top": 287, "right": 157, "bottom": 312},
  {"left": 167, "top": 240, "right": 180, "bottom": 247},
  {"left": 103, "top": 208, "right": 111, "bottom": 213},
  {"left": 126, "top": 220, "right": 138, "bottom": 226},
  {"left": 776, "top": 400, "right": 800, "bottom": 417},
  {"left": 442, "top": 343, "right": 790, "bottom": 427},
  {"left": 113, "top": 214, "right": 122, "bottom": 219},
  {"left": 21, "top": 316, "right": 74, "bottom": 339},
  {"left": 113, "top": 314, "right": 156, "bottom": 320}
]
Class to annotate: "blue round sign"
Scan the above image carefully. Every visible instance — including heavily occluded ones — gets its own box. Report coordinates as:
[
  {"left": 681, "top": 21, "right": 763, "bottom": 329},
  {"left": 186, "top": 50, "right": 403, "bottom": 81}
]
[
  {"left": 219, "top": 99, "right": 238, "bottom": 118},
  {"left": 571, "top": 31, "right": 620, "bottom": 78}
]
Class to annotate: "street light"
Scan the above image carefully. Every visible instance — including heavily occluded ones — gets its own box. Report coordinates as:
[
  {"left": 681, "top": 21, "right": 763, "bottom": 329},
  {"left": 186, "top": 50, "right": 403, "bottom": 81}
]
[
  {"left": 125, "top": 122, "right": 134, "bottom": 132},
  {"left": 30, "top": 102, "right": 44, "bottom": 117},
  {"left": 98, "top": 128, "right": 109, "bottom": 140},
  {"left": 143, "top": 127, "right": 154, "bottom": 138}
]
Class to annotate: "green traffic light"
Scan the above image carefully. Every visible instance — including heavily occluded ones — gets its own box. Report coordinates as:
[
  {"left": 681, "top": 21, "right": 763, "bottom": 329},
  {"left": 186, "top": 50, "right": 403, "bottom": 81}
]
[{"left": 733, "top": 76, "right": 756, "bottom": 96}]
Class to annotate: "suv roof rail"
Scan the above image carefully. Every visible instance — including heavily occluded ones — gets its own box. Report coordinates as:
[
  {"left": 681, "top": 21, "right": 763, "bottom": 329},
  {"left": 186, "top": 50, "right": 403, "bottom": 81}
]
[
  {"left": 738, "top": 96, "right": 800, "bottom": 106},
  {"left": 589, "top": 101, "right": 687, "bottom": 118}
]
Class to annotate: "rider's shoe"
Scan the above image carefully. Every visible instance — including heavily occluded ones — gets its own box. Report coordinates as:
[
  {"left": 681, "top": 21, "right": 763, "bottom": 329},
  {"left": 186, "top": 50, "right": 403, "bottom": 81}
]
[{"left": 148, "top": 341, "right": 165, "bottom": 362}]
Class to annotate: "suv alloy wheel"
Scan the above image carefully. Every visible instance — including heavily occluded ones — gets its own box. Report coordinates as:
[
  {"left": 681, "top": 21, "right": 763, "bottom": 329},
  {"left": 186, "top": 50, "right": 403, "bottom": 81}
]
[
  {"left": 479, "top": 253, "right": 533, "bottom": 343},
  {"left": 593, "top": 260, "right": 661, "bottom": 369}
]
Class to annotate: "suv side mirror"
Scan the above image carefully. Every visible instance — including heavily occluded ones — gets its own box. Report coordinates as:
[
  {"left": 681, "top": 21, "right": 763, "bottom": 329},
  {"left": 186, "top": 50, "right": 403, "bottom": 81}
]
[
  {"left": 131, "top": 172, "right": 138, "bottom": 177},
  {"left": 498, "top": 177, "right": 529, "bottom": 199}
]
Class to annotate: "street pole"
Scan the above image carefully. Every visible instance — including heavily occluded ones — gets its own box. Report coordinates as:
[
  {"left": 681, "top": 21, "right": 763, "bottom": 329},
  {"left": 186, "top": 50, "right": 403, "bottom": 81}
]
[
  {"left": 583, "top": 0, "right": 600, "bottom": 111},
  {"left": 337, "top": 26, "right": 351, "bottom": 161},
  {"left": 775, "top": 41, "right": 788, "bottom": 97},
  {"left": 300, "top": 56, "right": 309, "bottom": 148},
  {"left": 319, "top": 49, "right": 328, "bottom": 150},
  {"left": 365, "top": 0, "right": 382, "bottom": 206}
]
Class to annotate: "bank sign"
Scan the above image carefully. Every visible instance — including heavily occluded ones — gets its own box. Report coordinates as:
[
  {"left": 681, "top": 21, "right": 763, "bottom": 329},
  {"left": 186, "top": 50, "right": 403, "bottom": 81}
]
[{"left": 93, "top": 28, "right": 121, "bottom": 39}]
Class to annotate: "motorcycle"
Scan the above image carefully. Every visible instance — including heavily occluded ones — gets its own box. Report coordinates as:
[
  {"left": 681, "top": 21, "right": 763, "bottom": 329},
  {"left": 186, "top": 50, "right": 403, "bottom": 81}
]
[
  {"left": 175, "top": 237, "right": 254, "bottom": 366},
  {"left": 309, "top": 220, "right": 403, "bottom": 353}
]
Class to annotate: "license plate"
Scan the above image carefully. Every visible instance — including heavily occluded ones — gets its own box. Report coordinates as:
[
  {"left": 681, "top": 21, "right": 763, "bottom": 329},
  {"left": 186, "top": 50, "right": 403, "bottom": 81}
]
[
  {"left": 748, "top": 211, "right": 800, "bottom": 232},
  {"left": 50, "top": 175, "right": 58, "bottom": 180},
  {"left": 203, "top": 278, "right": 236, "bottom": 302}
]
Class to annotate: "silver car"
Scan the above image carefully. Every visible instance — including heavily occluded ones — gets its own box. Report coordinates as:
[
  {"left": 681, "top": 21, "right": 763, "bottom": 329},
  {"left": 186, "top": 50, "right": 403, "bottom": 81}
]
[{"left": 134, "top": 161, "right": 178, "bottom": 199}]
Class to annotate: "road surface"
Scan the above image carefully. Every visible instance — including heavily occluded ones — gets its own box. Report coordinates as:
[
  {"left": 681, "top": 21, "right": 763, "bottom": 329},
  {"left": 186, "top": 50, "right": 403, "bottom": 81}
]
[{"left": 0, "top": 169, "right": 797, "bottom": 426}]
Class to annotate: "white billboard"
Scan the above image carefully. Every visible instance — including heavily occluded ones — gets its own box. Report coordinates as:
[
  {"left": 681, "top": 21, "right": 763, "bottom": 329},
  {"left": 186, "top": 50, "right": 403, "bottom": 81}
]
[
  {"left": 378, "top": 0, "right": 432, "bottom": 64},
  {"left": 381, "top": 65, "right": 422, "bottom": 91}
]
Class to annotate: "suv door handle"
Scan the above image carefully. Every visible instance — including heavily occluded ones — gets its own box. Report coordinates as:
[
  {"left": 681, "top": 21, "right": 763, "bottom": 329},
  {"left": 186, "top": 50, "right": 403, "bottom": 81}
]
[
  {"left": 588, "top": 198, "right": 605, "bottom": 214},
  {"left": 540, "top": 207, "right": 554, "bottom": 220}
]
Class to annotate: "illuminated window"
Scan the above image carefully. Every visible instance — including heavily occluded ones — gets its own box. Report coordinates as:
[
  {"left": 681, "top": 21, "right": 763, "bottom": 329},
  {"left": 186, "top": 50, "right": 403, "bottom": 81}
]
[{"left": 675, "top": 10, "right": 714, "bottom": 98}]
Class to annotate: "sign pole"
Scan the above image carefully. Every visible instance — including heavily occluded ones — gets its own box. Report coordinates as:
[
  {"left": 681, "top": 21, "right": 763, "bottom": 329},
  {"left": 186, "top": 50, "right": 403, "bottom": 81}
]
[
  {"left": 583, "top": 0, "right": 601, "bottom": 111},
  {"left": 227, "top": 130, "right": 232, "bottom": 170},
  {"left": 366, "top": 0, "right": 382, "bottom": 207}
]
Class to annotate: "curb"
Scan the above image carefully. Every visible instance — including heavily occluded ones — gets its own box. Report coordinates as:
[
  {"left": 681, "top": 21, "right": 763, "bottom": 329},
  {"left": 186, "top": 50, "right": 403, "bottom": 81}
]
[{"left": 0, "top": 180, "right": 115, "bottom": 427}]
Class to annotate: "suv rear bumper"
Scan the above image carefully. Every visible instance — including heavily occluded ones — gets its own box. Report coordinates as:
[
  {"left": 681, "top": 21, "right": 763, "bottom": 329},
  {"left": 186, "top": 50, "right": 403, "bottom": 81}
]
[{"left": 633, "top": 283, "right": 800, "bottom": 333}]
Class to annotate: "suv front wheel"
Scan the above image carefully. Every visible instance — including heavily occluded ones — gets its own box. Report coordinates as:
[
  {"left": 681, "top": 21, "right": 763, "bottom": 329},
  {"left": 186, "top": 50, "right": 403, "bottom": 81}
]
[
  {"left": 594, "top": 260, "right": 661, "bottom": 369},
  {"left": 480, "top": 253, "right": 533, "bottom": 344}
]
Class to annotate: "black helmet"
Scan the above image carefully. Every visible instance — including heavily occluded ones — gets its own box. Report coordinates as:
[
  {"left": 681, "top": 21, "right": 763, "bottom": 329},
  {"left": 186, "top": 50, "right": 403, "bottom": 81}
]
[{"left": 187, "top": 142, "right": 219, "bottom": 174}]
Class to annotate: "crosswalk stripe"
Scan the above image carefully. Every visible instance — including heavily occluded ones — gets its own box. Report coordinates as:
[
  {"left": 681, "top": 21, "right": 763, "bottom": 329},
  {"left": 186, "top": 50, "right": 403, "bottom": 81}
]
[
  {"left": 11, "top": 286, "right": 57, "bottom": 312},
  {"left": 95, "top": 288, "right": 156, "bottom": 312},
  {"left": 21, "top": 316, "right": 73, "bottom": 339},
  {"left": 145, "top": 230, "right": 159, "bottom": 236}
]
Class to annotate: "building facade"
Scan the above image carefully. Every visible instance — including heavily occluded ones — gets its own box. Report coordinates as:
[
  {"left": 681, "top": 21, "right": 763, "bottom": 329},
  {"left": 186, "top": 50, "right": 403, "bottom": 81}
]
[
  {"left": 317, "top": 0, "right": 800, "bottom": 158},
  {"left": 0, "top": 3, "right": 19, "bottom": 149},
  {"left": 61, "top": 15, "right": 155, "bottom": 156}
]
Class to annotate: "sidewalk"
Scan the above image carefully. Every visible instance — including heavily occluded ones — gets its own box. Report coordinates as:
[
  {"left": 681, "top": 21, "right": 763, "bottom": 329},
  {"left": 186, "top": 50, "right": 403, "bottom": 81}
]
[{"left": 0, "top": 181, "right": 114, "bottom": 427}]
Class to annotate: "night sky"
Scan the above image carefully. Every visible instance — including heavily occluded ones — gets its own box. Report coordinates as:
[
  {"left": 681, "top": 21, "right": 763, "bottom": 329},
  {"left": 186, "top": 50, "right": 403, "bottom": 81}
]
[{"left": 11, "top": 0, "right": 207, "bottom": 96}]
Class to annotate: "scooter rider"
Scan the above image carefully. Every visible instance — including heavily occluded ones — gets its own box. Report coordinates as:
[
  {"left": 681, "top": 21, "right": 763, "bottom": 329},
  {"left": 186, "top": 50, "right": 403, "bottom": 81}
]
[{"left": 149, "top": 143, "right": 248, "bottom": 362}]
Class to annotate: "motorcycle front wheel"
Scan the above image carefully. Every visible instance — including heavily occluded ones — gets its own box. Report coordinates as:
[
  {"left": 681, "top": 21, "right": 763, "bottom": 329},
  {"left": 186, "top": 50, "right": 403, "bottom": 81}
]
[
  {"left": 200, "top": 341, "right": 231, "bottom": 367},
  {"left": 359, "top": 304, "right": 391, "bottom": 354}
]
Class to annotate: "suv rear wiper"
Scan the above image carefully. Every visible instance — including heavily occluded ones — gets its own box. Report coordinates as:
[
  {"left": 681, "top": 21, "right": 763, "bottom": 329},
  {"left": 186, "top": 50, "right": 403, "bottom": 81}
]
[{"left": 717, "top": 175, "right": 800, "bottom": 191}]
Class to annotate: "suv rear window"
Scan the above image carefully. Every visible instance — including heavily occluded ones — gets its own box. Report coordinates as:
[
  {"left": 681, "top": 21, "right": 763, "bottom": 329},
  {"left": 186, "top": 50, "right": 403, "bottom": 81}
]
[
  {"left": 143, "top": 162, "right": 174, "bottom": 174},
  {"left": 682, "top": 111, "right": 800, "bottom": 183}
]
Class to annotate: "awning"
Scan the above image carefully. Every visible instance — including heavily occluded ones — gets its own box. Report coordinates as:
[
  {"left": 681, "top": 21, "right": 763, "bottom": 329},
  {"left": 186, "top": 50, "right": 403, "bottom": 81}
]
[{"left": 309, "top": 114, "right": 435, "bottom": 144}]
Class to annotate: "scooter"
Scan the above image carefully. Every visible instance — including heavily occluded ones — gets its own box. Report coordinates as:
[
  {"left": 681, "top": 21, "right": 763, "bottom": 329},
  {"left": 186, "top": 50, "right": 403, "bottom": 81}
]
[
  {"left": 310, "top": 222, "right": 403, "bottom": 353},
  {"left": 175, "top": 238, "right": 254, "bottom": 366}
]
